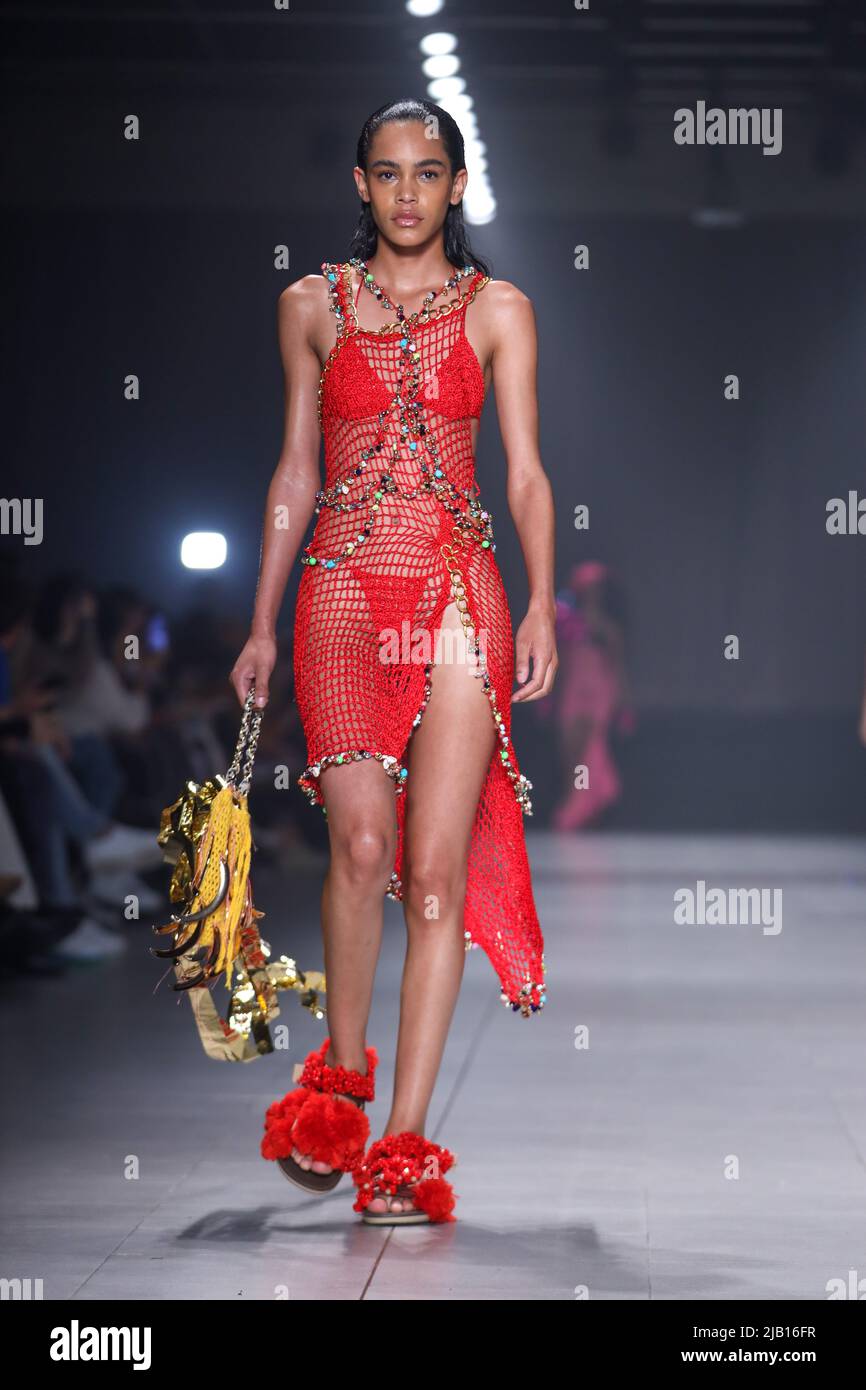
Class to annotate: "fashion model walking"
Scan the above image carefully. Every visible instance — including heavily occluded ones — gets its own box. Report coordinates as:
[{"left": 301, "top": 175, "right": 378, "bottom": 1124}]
[{"left": 231, "top": 99, "right": 557, "bottom": 1224}]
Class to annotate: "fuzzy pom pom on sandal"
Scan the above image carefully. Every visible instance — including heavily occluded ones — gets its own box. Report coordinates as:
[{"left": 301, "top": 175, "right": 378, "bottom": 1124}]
[{"left": 261, "top": 1036, "right": 378, "bottom": 1193}]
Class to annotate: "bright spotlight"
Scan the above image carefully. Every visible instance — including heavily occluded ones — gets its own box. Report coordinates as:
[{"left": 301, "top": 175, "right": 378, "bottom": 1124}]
[
  {"left": 463, "top": 189, "right": 497, "bottom": 225},
  {"left": 181, "top": 532, "right": 227, "bottom": 569},
  {"left": 427, "top": 76, "right": 465, "bottom": 99},
  {"left": 413, "top": 20, "right": 497, "bottom": 223},
  {"left": 442, "top": 92, "right": 474, "bottom": 116},
  {"left": 422, "top": 54, "right": 460, "bottom": 79},
  {"left": 419, "top": 32, "right": 457, "bottom": 56},
  {"left": 406, "top": 0, "right": 444, "bottom": 15}
]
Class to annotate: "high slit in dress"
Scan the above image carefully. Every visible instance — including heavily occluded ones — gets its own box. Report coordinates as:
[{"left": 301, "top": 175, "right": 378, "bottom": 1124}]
[{"left": 292, "top": 260, "right": 546, "bottom": 1017}]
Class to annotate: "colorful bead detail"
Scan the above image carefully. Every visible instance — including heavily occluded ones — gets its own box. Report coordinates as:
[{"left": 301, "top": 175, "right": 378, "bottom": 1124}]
[
  {"left": 296, "top": 661, "right": 435, "bottom": 816},
  {"left": 298, "top": 748, "right": 410, "bottom": 804},
  {"left": 350, "top": 256, "right": 474, "bottom": 322},
  {"left": 438, "top": 525, "right": 545, "bottom": 1016},
  {"left": 501, "top": 969, "right": 547, "bottom": 1018},
  {"left": 439, "top": 525, "right": 533, "bottom": 816}
]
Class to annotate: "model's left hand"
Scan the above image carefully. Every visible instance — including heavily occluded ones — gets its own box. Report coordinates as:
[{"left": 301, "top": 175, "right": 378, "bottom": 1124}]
[{"left": 512, "top": 609, "right": 558, "bottom": 702}]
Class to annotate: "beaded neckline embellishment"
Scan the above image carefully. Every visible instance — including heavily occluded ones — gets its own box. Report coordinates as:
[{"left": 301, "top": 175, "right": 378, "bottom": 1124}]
[{"left": 349, "top": 257, "right": 478, "bottom": 332}]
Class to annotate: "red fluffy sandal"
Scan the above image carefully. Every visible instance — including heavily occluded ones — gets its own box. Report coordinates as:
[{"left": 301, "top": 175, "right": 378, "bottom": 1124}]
[
  {"left": 261, "top": 1036, "right": 377, "bottom": 1193},
  {"left": 352, "top": 1131, "right": 458, "bottom": 1225}
]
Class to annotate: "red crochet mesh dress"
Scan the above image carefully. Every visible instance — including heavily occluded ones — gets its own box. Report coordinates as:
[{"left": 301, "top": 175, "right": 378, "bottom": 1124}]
[{"left": 292, "top": 259, "right": 546, "bottom": 1017}]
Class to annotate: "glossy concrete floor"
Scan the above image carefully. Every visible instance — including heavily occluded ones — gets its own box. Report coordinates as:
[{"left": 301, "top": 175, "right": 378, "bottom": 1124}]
[{"left": 3, "top": 831, "right": 865, "bottom": 1301}]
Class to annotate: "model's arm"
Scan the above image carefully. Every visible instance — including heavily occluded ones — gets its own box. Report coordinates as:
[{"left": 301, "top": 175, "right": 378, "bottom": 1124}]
[
  {"left": 489, "top": 283, "right": 558, "bottom": 703},
  {"left": 230, "top": 279, "right": 322, "bottom": 709}
]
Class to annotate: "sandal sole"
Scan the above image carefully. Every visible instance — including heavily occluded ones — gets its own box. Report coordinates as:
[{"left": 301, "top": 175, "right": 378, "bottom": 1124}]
[
  {"left": 277, "top": 1155, "right": 344, "bottom": 1193},
  {"left": 360, "top": 1209, "right": 430, "bottom": 1225}
]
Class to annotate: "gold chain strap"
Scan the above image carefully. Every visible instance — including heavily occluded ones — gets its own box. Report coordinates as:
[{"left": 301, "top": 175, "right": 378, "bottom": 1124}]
[
  {"left": 225, "top": 685, "right": 263, "bottom": 796},
  {"left": 439, "top": 525, "right": 477, "bottom": 643}
]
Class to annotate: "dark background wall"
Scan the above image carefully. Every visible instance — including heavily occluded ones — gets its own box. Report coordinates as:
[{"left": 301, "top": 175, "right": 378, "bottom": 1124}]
[{"left": 3, "top": 0, "right": 866, "bottom": 828}]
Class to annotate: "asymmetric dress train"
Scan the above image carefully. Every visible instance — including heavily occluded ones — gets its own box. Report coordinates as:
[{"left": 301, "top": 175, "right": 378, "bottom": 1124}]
[{"left": 292, "top": 259, "right": 546, "bottom": 1016}]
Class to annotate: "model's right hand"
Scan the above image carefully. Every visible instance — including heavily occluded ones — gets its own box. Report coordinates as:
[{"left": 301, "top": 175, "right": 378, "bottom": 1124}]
[{"left": 230, "top": 633, "right": 277, "bottom": 709}]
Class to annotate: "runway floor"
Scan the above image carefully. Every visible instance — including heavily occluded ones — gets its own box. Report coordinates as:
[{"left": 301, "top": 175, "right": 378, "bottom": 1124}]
[{"left": 3, "top": 831, "right": 865, "bottom": 1301}]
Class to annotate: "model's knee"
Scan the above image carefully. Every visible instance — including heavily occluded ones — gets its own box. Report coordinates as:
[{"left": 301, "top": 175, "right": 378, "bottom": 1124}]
[
  {"left": 403, "top": 861, "right": 467, "bottom": 926},
  {"left": 329, "top": 824, "right": 394, "bottom": 888}
]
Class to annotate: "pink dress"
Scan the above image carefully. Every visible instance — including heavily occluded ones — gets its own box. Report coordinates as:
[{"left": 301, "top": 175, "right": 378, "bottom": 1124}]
[{"left": 550, "top": 600, "right": 622, "bottom": 828}]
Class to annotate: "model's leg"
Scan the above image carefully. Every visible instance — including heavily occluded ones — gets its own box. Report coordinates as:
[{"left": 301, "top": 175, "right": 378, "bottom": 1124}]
[
  {"left": 576, "top": 720, "right": 621, "bottom": 824},
  {"left": 559, "top": 714, "right": 593, "bottom": 794},
  {"left": 291, "top": 757, "right": 397, "bottom": 1174},
  {"left": 367, "top": 600, "right": 497, "bottom": 1215},
  {"left": 552, "top": 714, "right": 593, "bottom": 829}
]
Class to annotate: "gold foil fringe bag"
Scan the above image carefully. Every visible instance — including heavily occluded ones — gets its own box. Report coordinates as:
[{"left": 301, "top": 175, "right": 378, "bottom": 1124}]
[{"left": 151, "top": 683, "right": 325, "bottom": 1061}]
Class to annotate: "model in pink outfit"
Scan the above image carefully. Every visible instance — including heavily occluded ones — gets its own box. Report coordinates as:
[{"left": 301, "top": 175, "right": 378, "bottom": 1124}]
[{"left": 540, "top": 562, "right": 633, "bottom": 831}]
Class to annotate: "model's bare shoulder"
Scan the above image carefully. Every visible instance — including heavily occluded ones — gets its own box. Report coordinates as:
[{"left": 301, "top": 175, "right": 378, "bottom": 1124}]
[
  {"left": 483, "top": 278, "right": 534, "bottom": 313},
  {"left": 277, "top": 273, "right": 333, "bottom": 365},
  {"left": 278, "top": 273, "right": 328, "bottom": 320},
  {"left": 482, "top": 276, "right": 527, "bottom": 299},
  {"left": 479, "top": 279, "right": 536, "bottom": 353}
]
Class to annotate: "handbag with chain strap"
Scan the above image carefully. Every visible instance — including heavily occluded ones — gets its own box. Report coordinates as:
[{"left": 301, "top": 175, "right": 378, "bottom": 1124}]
[{"left": 151, "top": 683, "right": 325, "bottom": 1061}]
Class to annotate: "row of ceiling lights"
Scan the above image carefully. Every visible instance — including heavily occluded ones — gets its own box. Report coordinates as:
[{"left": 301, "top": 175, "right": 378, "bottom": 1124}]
[{"left": 408, "top": 1, "right": 497, "bottom": 224}]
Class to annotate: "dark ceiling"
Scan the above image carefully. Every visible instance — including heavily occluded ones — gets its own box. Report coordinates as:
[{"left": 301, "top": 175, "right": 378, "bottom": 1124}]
[{"left": 4, "top": 1, "right": 865, "bottom": 217}]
